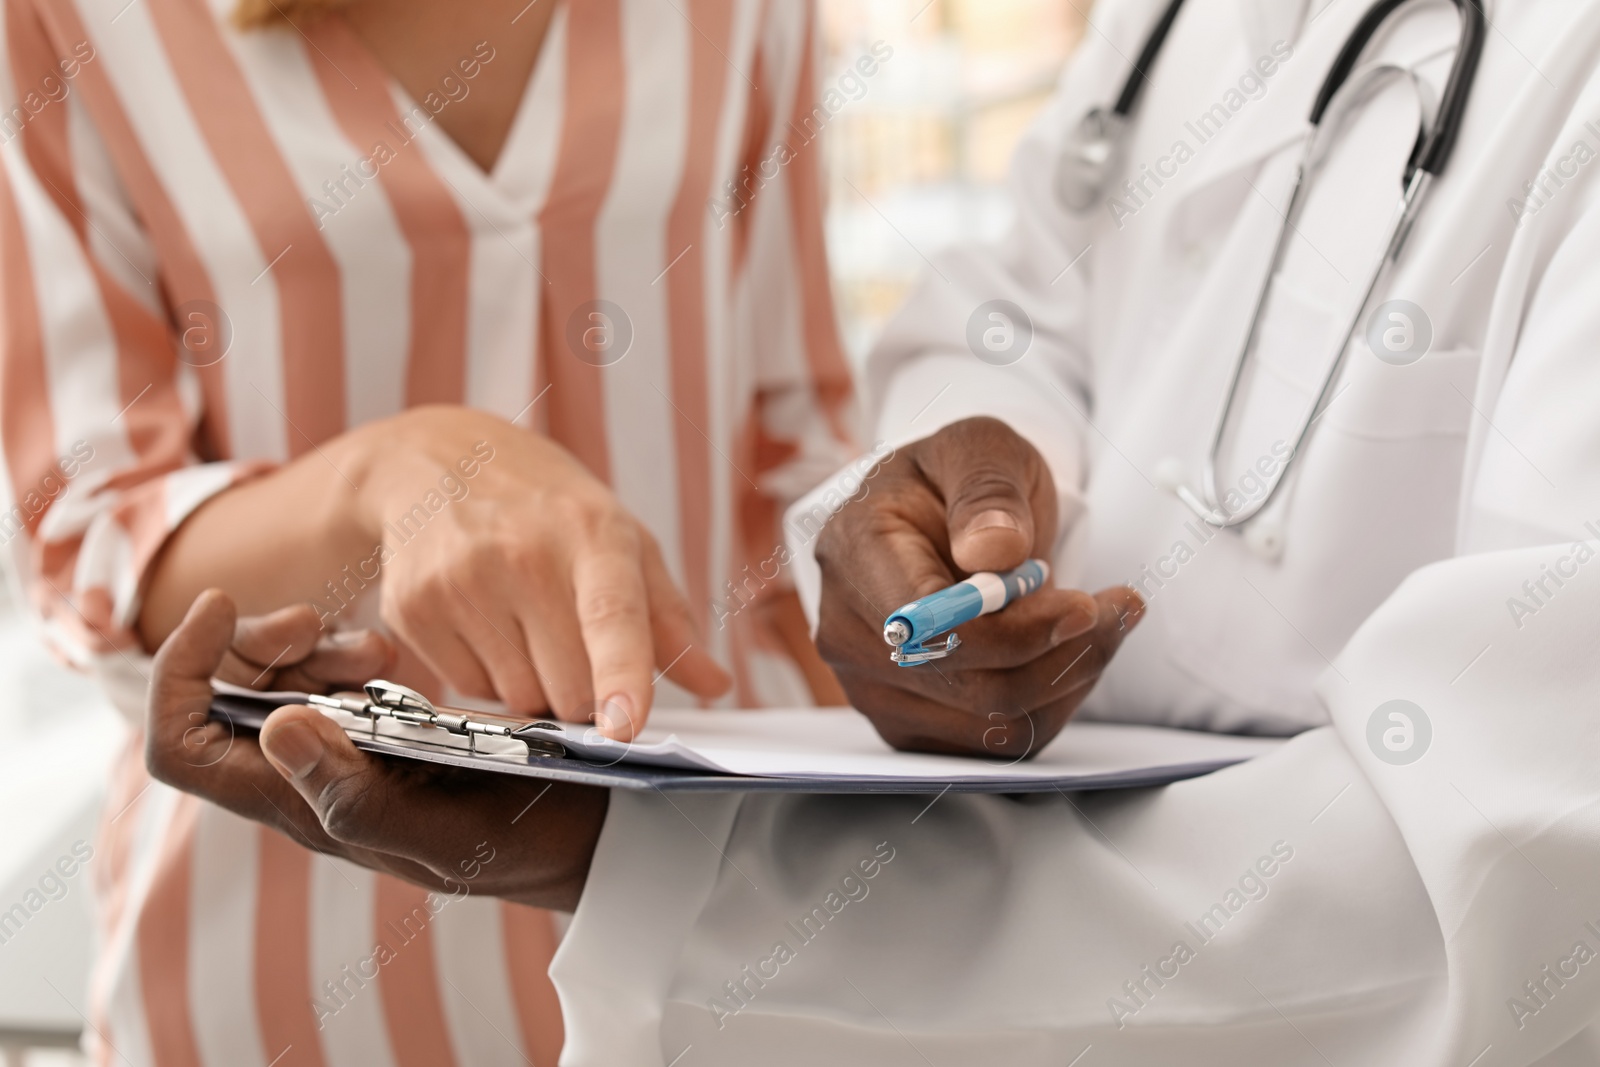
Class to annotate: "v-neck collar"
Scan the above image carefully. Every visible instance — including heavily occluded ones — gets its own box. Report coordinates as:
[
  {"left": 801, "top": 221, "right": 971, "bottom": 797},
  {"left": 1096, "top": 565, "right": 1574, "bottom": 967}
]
[
  {"left": 479, "top": 3, "right": 568, "bottom": 206},
  {"left": 327, "top": 3, "right": 569, "bottom": 213}
]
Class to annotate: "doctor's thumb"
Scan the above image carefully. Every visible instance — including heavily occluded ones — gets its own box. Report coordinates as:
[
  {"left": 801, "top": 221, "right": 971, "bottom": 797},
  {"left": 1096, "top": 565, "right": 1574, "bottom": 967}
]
[
  {"left": 949, "top": 501, "right": 1032, "bottom": 574},
  {"left": 260, "top": 705, "right": 387, "bottom": 848},
  {"left": 944, "top": 469, "right": 1041, "bottom": 575},
  {"left": 926, "top": 418, "right": 1055, "bottom": 574}
]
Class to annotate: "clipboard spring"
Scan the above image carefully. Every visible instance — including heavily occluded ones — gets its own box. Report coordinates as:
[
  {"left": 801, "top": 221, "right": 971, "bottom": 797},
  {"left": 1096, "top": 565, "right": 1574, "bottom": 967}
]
[{"left": 306, "top": 679, "right": 565, "bottom": 757}]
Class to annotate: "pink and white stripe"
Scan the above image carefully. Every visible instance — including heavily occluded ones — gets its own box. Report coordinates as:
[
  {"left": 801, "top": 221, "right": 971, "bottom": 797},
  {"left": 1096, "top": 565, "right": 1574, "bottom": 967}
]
[{"left": 0, "top": 0, "right": 856, "bottom": 1062}]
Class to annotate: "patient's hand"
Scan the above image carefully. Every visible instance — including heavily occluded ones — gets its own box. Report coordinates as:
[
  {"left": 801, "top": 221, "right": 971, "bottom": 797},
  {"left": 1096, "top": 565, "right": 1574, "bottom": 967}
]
[
  {"left": 145, "top": 590, "right": 607, "bottom": 911},
  {"left": 814, "top": 417, "right": 1143, "bottom": 758},
  {"left": 140, "top": 404, "right": 729, "bottom": 741},
  {"left": 345, "top": 405, "right": 730, "bottom": 738}
]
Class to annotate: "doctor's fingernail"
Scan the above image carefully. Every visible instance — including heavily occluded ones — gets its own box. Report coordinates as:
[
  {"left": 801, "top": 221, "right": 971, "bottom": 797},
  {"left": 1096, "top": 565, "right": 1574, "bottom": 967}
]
[
  {"left": 593, "top": 693, "right": 635, "bottom": 736},
  {"left": 1049, "top": 596, "right": 1099, "bottom": 643},
  {"left": 964, "top": 509, "right": 1022, "bottom": 534},
  {"left": 325, "top": 629, "right": 369, "bottom": 648},
  {"left": 262, "top": 719, "right": 325, "bottom": 780}
]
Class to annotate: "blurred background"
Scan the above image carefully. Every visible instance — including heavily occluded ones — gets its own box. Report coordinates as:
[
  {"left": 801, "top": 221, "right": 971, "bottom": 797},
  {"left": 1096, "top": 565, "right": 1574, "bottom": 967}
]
[
  {"left": 820, "top": 0, "right": 1085, "bottom": 362},
  {"left": 0, "top": 577, "right": 124, "bottom": 1067},
  {"left": 0, "top": 2, "right": 1085, "bottom": 1061}
]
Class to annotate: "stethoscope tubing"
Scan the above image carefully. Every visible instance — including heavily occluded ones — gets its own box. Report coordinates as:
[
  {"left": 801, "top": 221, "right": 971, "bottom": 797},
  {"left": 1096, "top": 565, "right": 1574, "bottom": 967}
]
[
  {"left": 1111, "top": 0, "right": 1189, "bottom": 118},
  {"left": 1311, "top": 0, "right": 1486, "bottom": 177},
  {"left": 1060, "top": 0, "right": 1487, "bottom": 535}
]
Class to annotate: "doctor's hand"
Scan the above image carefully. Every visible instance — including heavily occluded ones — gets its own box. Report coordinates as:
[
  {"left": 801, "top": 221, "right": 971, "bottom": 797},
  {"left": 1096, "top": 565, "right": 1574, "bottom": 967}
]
[
  {"left": 345, "top": 405, "right": 730, "bottom": 738},
  {"left": 145, "top": 590, "right": 608, "bottom": 911},
  {"left": 814, "top": 417, "right": 1143, "bottom": 757}
]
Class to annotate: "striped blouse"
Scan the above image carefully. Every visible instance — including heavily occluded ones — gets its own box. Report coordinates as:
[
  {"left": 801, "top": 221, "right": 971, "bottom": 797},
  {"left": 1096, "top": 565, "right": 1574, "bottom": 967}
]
[{"left": 0, "top": 0, "right": 855, "bottom": 1063}]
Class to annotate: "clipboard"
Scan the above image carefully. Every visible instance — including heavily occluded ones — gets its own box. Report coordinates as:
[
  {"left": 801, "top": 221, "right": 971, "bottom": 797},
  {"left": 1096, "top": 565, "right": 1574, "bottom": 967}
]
[{"left": 208, "top": 680, "right": 1283, "bottom": 795}]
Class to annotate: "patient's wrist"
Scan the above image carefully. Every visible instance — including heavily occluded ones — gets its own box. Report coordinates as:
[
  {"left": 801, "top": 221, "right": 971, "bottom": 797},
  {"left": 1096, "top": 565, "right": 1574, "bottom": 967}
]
[{"left": 336, "top": 413, "right": 457, "bottom": 543}]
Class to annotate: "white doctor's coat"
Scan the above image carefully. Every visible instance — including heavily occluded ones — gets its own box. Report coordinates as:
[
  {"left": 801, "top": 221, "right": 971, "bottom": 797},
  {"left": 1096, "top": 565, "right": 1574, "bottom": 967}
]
[{"left": 550, "top": 0, "right": 1600, "bottom": 1063}]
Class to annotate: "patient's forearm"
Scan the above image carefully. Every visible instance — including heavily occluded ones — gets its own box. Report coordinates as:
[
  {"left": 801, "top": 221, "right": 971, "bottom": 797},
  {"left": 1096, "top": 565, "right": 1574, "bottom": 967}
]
[
  {"left": 139, "top": 405, "right": 731, "bottom": 728},
  {"left": 139, "top": 434, "right": 375, "bottom": 651}
]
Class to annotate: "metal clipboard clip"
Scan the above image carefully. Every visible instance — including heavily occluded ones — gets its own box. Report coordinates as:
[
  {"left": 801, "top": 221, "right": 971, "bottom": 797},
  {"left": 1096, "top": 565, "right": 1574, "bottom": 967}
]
[{"left": 303, "top": 679, "right": 568, "bottom": 759}]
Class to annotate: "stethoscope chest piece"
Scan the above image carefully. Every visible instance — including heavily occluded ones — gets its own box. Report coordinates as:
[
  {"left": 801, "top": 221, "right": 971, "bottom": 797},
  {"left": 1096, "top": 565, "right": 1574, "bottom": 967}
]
[{"left": 1055, "top": 107, "right": 1128, "bottom": 214}]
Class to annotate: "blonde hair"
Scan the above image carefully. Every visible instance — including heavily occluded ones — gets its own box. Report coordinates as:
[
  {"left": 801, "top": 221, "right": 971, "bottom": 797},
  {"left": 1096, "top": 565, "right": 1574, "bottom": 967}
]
[{"left": 231, "top": 0, "right": 347, "bottom": 30}]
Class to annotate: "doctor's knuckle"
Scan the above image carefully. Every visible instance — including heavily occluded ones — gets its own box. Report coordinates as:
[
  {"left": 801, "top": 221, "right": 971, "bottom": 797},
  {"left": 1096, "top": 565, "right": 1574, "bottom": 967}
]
[
  {"left": 814, "top": 521, "right": 857, "bottom": 572},
  {"left": 144, "top": 734, "right": 184, "bottom": 786},
  {"left": 1067, "top": 640, "right": 1110, "bottom": 681},
  {"left": 315, "top": 776, "right": 380, "bottom": 844},
  {"left": 966, "top": 680, "right": 1021, "bottom": 720},
  {"left": 950, "top": 465, "right": 1029, "bottom": 511},
  {"left": 816, "top": 634, "right": 857, "bottom": 672}
]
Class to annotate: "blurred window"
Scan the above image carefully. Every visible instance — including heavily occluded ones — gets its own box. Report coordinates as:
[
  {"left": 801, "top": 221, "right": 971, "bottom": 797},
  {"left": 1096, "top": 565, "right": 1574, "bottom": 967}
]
[{"left": 821, "top": 0, "right": 1085, "bottom": 363}]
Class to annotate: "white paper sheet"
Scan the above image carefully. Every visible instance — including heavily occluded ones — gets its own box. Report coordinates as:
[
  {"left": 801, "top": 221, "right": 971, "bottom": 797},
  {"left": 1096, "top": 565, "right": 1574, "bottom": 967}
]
[
  {"left": 213, "top": 683, "right": 1284, "bottom": 788},
  {"left": 540, "top": 708, "right": 1283, "bottom": 784}
]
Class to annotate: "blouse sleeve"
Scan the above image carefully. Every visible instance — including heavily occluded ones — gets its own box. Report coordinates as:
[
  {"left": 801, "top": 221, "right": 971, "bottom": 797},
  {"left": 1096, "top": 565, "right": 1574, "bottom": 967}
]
[
  {"left": 0, "top": 0, "right": 267, "bottom": 711},
  {"left": 722, "top": 0, "right": 859, "bottom": 586}
]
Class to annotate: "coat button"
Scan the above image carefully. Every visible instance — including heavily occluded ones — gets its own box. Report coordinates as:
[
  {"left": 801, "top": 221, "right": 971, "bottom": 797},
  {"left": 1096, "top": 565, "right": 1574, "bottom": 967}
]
[{"left": 1244, "top": 518, "right": 1285, "bottom": 561}]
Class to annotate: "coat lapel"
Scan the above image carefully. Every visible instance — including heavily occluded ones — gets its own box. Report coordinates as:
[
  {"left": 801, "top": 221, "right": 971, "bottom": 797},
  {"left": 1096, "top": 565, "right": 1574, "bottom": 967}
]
[{"left": 1165, "top": 0, "right": 1460, "bottom": 215}]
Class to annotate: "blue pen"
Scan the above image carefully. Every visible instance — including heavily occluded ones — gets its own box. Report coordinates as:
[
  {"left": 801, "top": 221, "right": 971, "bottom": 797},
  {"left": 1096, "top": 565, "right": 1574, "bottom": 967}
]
[{"left": 882, "top": 559, "right": 1051, "bottom": 666}]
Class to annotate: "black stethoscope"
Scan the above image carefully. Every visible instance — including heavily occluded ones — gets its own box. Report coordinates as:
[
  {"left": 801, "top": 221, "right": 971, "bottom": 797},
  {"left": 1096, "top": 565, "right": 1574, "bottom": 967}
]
[
  {"left": 1055, "top": 0, "right": 1485, "bottom": 213},
  {"left": 1055, "top": 0, "right": 1486, "bottom": 556}
]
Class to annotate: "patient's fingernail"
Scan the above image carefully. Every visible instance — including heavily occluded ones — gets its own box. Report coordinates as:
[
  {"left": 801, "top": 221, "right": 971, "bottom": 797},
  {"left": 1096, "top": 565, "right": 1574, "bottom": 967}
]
[
  {"left": 326, "top": 630, "right": 368, "bottom": 647},
  {"left": 593, "top": 693, "right": 635, "bottom": 737},
  {"left": 263, "top": 720, "right": 324, "bottom": 780}
]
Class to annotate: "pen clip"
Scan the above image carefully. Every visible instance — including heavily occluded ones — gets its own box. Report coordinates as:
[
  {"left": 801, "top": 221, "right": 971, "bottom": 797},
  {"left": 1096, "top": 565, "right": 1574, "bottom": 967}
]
[{"left": 889, "top": 632, "right": 961, "bottom": 666}]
